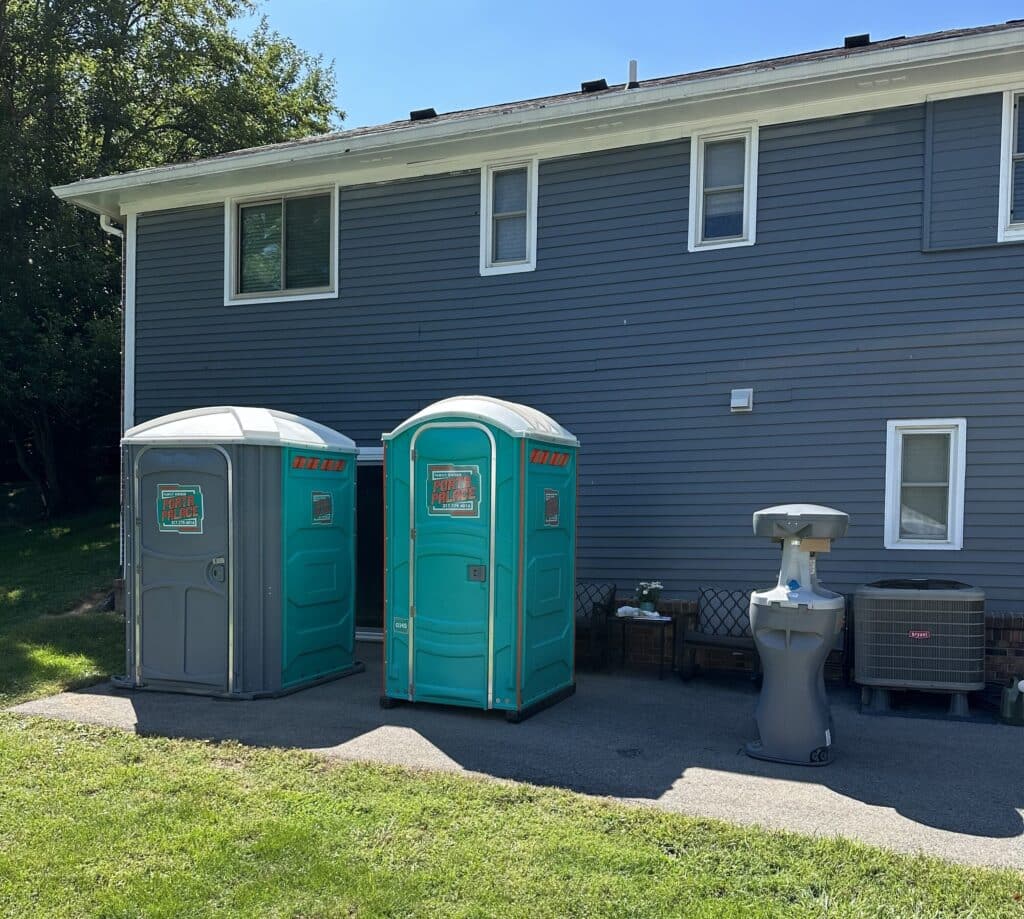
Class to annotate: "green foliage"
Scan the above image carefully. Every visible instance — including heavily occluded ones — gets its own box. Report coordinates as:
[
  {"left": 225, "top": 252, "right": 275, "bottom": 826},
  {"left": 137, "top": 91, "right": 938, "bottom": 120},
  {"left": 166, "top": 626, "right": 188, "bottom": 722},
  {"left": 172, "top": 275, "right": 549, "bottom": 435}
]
[
  {"left": 0, "top": 505, "right": 122, "bottom": 705},
  {"left": 0, "top": 0, "right": 341, "bottom": 515}
]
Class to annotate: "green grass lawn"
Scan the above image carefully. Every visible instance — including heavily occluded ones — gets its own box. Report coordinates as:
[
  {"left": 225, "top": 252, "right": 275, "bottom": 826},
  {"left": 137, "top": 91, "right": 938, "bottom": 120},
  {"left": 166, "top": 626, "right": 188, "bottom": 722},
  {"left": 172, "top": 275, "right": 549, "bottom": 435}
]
[
  {"left": 0, "top": 715, "right": 1021, "bottom": 919},
  {"left": 0, "top": 502, "right": 123, "bottom": 706},
  {"left": 1, "top": 501, "right": 1021, "bottom": 917}
]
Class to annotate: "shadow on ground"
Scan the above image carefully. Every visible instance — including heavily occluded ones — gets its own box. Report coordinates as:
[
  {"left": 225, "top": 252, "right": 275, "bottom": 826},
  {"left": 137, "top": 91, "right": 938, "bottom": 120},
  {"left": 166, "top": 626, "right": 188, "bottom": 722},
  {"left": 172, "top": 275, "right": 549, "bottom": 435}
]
[{"left": 12, "top": 642, "right": 1024, "bottom": 867}]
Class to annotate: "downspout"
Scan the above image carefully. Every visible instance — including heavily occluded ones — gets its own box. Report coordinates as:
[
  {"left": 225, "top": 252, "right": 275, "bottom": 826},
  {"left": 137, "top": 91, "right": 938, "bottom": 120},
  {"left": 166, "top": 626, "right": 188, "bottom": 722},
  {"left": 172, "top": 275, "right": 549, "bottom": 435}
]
[
  {"left": 99, "top": 213, "right": 128, "bottom": 597},
  {"left": 99, "top": 214, "right": 126, "bottom": 435}
]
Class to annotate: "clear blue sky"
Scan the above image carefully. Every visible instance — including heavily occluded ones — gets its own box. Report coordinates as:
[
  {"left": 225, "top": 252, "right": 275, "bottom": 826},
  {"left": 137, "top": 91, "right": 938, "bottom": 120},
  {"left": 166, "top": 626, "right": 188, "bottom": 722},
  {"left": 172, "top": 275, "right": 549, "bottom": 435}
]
[{"left": 238, "top": 1, "right": 1022, "bottom": 129}]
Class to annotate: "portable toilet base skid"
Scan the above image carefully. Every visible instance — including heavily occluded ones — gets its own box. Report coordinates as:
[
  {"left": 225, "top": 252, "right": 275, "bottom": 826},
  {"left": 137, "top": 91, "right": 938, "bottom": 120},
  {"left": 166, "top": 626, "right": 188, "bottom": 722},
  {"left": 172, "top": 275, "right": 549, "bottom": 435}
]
[
  {"left": 382, "top": 396, "right": 579, "bottom": 722},
  {"left": 119, "top": 406, "right": 364, "bottom": 698}
]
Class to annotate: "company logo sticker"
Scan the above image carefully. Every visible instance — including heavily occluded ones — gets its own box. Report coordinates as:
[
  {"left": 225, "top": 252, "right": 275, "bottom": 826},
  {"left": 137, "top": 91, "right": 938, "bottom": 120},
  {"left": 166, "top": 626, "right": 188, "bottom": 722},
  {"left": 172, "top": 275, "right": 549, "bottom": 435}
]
[
  {"left": 544, "top": 488, "right": 560, "bottom": 527},
  {"left": 157, "top": 484, "right": 204, "bottom": 534},
  {"left": 427, "top": 465, "right": 480, "bottom": 518},
  {"left": 312, "top": 491, "right": 333, "bottom": 525},
  {"left": 908, "top": 630, "right": 931, "bottom": 640}
]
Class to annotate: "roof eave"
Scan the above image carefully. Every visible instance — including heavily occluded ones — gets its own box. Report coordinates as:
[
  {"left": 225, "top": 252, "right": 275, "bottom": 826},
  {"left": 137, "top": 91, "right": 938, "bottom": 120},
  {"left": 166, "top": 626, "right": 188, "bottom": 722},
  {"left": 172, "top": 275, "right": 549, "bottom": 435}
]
[{"left": 52, "top": 24, "right": 1024, "bottom": 217}]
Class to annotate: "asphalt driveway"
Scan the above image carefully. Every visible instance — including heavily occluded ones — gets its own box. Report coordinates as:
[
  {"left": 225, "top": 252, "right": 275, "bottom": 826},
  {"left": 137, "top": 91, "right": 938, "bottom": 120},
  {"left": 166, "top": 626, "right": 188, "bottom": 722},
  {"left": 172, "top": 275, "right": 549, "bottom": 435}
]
[{"left": 11, "top": 642, "right": 1024, "bottom": 869}]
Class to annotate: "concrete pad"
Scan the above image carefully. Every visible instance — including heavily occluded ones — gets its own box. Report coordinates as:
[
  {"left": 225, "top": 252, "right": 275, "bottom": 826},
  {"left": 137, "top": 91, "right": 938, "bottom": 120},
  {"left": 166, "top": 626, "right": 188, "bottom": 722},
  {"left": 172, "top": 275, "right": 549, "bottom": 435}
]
[{"left": 10, "top": 644, "right": 1024, "bottom": 869}]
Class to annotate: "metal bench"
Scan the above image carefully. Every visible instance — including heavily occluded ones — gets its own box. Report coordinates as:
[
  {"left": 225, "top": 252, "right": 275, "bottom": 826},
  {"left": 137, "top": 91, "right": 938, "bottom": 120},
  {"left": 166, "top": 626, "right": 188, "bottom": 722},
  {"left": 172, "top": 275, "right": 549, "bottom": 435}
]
[
  {"left": 680, "top": 586, "right": 853, "bottom": 683},
  {"left": 574, "top": 581, "right": 616, "bottom": 670},
  {"left": 678, "top": 587, "right": 760, "bottom": 681}
]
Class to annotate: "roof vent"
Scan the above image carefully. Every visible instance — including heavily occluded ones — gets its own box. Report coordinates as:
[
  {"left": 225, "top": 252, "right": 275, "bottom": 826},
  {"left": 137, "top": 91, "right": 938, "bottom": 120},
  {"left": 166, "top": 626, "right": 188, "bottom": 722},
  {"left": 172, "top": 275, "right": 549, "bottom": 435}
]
[
  {"left": 843, "top": 33, "right": 871, "bottom": 48},
  {"left": 580, "top": 78, "right": 608, "bottom": 93},
  {"left": 409, "top": 107, "right": 437, "bottom": 121},
  {"left": 626, "top": 59, "right": 639, "bottom": 89}
]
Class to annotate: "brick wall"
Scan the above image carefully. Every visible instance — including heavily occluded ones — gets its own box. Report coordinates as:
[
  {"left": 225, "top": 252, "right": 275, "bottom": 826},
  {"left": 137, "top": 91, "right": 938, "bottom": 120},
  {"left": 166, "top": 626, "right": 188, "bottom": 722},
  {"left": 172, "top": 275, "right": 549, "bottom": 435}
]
[
  {"left": 986, "top": 613, "right": 1024, "bottom": 684},
  {"left": 576, "top": 596, "right": 1024, "bottom": 686}
]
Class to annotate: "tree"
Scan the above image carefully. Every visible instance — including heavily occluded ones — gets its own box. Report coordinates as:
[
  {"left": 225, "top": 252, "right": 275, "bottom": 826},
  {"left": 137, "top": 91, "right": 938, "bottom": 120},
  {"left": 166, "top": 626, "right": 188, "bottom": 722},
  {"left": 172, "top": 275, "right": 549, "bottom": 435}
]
[{"left": 0, "top": 0, "right": 341, "bottom": 514}]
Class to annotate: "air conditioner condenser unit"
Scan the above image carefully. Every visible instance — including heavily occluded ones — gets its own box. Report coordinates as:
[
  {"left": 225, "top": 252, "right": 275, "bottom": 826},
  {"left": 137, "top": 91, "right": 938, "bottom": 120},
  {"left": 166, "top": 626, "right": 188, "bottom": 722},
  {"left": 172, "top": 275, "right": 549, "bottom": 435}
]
[{"left": 854, "top": 579, "right": 985, "bottom": 717}]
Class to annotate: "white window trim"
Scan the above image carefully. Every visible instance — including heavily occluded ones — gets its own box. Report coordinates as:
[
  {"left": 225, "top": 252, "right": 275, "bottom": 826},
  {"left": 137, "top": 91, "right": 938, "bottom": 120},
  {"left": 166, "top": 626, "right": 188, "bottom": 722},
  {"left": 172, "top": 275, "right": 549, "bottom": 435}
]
[
  {"left": 479, "top": 157, "right": 538, "bottom": 276},
  {"left": 997, "top": 89, "right": 1024, "bottom": 244},
  {"left": 688, "top": 124, "right": 758, "bottom": 253},
  {"left": 224, "top": 185, "right": 339, "bottom": 306},
  {"left": 884, "top": 418, "right": 966, "bottom": 551}
]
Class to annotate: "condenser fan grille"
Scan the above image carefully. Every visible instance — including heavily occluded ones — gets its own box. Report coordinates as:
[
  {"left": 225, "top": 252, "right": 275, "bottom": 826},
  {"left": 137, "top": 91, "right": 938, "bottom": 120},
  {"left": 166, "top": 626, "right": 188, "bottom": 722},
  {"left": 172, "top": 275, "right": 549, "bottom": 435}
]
[{"left": 854, "top": 587, "right": 985, "bottom": 691}]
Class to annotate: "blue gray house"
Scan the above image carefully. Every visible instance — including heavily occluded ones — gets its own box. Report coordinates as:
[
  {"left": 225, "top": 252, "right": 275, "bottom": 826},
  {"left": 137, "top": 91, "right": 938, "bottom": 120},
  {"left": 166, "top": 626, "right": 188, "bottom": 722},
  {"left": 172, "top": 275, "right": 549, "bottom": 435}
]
[{"left": 55, "top": 22, "right": 1024, "bottom": 636}]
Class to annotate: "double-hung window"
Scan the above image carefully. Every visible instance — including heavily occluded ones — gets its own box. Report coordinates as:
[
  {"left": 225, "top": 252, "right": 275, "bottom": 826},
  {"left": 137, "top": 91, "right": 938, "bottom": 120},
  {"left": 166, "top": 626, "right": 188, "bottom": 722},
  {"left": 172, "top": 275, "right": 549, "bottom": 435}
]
[
  {"left": 998, "top": 90, "right": 1024, "bottom": 243},
  {"left": 480, "top": 159, "right": 538, "bottom": 275},
  {"left": 884, "top": 419, "right": 966, "bottom": 550},
  {"left": 688, "top": 126, "right": 758, "bottom": 251},
  {"left": 226, "top": 188, "right": 337, "bottom": 304}
]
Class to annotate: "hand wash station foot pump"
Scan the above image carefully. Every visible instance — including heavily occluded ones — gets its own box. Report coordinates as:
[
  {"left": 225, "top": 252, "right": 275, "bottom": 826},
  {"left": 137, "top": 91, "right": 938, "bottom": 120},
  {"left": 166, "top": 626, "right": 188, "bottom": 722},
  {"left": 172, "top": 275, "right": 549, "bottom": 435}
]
[{"left": 745, "top": 504, "right": 848, "bottom": 766}]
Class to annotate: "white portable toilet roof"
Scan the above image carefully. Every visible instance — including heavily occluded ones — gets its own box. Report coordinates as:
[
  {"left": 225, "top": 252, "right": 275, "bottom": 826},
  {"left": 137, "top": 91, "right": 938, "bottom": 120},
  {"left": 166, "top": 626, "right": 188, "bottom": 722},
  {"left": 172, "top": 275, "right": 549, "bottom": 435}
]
[
  {"left": 122, "top": 406, "right": 357, "bottom": 452},
  {"left": 383, "top": 396, "right": 578, "bottom": 446}
]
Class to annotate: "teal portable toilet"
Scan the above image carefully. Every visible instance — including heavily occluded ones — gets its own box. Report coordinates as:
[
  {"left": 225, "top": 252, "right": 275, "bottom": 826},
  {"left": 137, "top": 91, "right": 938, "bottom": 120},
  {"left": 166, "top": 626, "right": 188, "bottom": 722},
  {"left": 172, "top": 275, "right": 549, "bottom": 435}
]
[
  {"left": 120, "top": 406, "right": 363, "bottom": 697},
  {"left": 381, "top": 396, "right": 579, "bottom": 721}
]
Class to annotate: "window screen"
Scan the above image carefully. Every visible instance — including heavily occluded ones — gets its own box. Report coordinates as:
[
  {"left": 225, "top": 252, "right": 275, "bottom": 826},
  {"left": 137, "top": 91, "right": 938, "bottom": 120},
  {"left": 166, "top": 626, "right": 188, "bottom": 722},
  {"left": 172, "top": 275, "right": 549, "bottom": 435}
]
[
  {"left": 491, "top": 167, "right": 528, "bottom": 263},
  {"left": 285, "top": 195, "right": 331, "bottom": 289},
  {"left": 899, "top": 432, "right": 951, "bottom": 540},
  {"left": 237, "top": 192, "right": 332, "bottom": 296},
  {"left": 702, "top": 138, "right": 746, "bottom": 240},
  {"left": 239, "top": 203, "right": 283, "bottom": 294}
]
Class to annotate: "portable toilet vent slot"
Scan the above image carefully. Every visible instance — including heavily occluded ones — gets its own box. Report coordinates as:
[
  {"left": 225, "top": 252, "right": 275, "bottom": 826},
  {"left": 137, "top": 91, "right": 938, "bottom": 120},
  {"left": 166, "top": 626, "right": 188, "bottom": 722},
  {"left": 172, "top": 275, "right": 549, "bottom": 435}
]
[
  {"left": 381, "top": 396, "right": 579, "bottom": 722},
  {"left": 120, "top": 406, "right": 364, "bottom": 698}
]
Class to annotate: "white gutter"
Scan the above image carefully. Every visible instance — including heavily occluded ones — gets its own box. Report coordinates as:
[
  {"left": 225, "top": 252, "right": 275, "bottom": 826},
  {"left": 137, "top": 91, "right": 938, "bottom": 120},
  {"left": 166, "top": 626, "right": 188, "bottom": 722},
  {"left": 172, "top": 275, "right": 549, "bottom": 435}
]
[
  {"left": 99, "top": 214, "right": 124, "bottom": 238},
  {"left": 51, "top": 26, "right": 1024, "bottom": 206}
]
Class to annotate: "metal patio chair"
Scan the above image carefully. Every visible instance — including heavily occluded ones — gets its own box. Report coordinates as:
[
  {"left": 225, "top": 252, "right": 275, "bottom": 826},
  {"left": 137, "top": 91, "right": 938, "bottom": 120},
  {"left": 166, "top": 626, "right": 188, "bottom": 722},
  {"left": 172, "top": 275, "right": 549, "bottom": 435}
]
[{"left": 574, "top": 581, "right": 617, "bottom": 670}]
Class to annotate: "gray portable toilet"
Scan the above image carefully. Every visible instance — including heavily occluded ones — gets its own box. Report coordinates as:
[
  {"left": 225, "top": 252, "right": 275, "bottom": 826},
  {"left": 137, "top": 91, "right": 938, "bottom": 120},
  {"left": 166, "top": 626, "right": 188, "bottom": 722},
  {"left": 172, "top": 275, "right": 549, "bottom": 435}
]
[{"left": 120, "top": 406, "right": 364, "bottom": 697}]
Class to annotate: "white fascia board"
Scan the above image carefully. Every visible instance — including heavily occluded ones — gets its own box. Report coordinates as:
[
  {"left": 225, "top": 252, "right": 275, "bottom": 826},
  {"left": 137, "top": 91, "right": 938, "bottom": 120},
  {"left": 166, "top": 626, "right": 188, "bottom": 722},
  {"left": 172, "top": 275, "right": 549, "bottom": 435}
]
[{"left": 52, "top": 28, "right": 1024, "bottom": 217}]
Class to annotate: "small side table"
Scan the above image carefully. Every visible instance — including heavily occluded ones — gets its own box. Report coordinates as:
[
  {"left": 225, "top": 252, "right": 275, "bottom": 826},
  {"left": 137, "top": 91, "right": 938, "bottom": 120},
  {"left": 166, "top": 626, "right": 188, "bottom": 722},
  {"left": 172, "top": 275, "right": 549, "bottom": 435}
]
[{"left": 613, "top": 614, "right": 676, "bottom": 679}]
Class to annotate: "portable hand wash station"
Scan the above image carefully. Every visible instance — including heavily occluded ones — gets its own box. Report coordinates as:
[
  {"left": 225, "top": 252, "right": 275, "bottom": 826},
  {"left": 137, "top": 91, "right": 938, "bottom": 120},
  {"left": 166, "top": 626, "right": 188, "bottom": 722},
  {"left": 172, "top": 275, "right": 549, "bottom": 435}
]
[{"left": 746, "top": 504, "right": 848, "bottom": 766}]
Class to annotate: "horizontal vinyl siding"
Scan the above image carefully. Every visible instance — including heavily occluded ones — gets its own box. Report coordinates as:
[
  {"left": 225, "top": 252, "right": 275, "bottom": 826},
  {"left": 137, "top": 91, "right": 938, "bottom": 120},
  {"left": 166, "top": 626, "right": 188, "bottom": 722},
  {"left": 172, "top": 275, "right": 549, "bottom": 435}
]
[
  {"left": 924, "top": 93, "right": 1002, "bottom": 249},
  {"left": 134, "top": 103, "right": 1024, "bottom": 611}
]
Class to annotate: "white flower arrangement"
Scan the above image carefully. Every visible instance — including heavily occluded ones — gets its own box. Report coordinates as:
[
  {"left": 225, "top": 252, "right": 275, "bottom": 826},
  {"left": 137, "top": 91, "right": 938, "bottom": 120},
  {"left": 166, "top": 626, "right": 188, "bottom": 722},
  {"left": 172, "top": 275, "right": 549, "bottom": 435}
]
[{"left": 636, "top": 580, "right": 663, "bottom": 604}]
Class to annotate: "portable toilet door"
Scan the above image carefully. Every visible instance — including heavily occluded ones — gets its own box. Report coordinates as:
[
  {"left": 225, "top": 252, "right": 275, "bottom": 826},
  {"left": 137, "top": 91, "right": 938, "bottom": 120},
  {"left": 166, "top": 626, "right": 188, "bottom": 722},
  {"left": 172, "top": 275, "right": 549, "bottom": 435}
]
[
  {"left": 132, "top": 443, "right": 233, "bottom": 692},
  {"left": 121, "top": 406, "right": 362, "bottom": 697},
  {"left": 382, "top": 395, "right": 579, "bottom": 721}
]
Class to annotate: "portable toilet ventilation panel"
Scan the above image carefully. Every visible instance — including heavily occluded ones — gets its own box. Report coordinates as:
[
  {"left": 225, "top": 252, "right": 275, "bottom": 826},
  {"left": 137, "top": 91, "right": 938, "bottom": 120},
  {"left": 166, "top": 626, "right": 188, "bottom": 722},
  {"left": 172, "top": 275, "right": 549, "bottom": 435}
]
[
  {"left": 121, "top": 406, "right": 363, "bottom": 698},
  {"left": 382, "top": 396, "right": 579, "bottom": 721}
]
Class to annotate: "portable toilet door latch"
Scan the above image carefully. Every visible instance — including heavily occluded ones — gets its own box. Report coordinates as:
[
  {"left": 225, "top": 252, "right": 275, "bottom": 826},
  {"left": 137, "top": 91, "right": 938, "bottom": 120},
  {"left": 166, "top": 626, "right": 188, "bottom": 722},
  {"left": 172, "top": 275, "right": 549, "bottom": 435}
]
[
  {"left": 208, "top": 556, "right": 226, "bottom": 583},
  {"left": 467, "top": 565, "right": 487, "bottom": 582}
]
